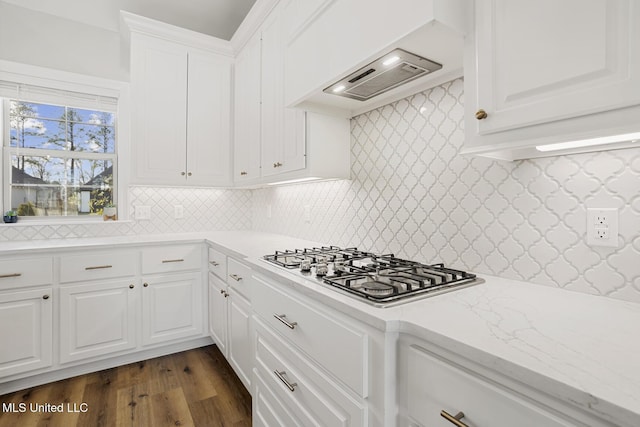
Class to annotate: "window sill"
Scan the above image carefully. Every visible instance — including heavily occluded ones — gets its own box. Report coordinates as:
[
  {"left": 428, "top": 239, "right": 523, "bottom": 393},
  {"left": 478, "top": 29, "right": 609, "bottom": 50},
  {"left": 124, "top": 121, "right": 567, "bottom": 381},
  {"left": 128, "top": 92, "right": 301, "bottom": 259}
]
[{"left": 0, "top": 219, "right": 134, "bottom": 227}]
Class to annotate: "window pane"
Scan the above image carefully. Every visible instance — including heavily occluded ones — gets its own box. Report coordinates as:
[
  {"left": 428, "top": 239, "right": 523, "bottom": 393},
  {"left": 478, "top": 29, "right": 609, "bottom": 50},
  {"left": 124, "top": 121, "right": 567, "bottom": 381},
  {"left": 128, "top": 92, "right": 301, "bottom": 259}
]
[
  {"left": 68, "top": 108, "right": 115, "bottom": 126},
  {"left": 75, "top": 124, "right": 115, "bottom": 153},
  {"left": 10, "top": 101, "right": 65, "bottom": 121},
  {"left": 10, "top": 155, "right": 113, "bottom": 216},
  {"left": 10, "top": 118, "right": 66, "bottom": 150}
]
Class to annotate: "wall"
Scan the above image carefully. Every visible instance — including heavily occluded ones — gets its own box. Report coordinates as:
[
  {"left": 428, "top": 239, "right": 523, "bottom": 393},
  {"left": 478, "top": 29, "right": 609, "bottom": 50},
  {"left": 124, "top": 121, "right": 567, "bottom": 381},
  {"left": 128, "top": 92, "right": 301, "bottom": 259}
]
[
  {"left": 252, "top": 78, "right": 640, "bottom": 303},
  {"left": 0, "top": 2, "right": 127, "bottom": 81},
  {"left": 0, "top": 187, "right": 251, "bottom": 241}
]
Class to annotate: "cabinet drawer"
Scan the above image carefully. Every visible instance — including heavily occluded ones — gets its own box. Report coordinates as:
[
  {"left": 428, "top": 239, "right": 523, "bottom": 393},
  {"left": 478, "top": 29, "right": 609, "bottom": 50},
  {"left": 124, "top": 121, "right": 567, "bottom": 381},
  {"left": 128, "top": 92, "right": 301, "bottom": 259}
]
[
  {"left": 254, "top": 371, "right": 303, "bottom": 427},
  {"left": 142, "top": 245, "right": 201, "bottom": 274},
  {"left": 255, "top": 319, "right": 364, "bottom": 427},
  {"left": 0, "top": 258, "right": 53, "bottom": 290},
  {"left": 253, "top": 275, "right": 367, "bottom": 397},
  {"left": 405, "top": 345, "right": 573, "bottom": 427},
  {"left": 227, "top": 258, "right": 251, "bottom": 299},
  {"left": 60, "top": 252, "right": 137, "bottom": 283},
  {"left": 207, "top": 247, "right": 228, "bottom": 279}
]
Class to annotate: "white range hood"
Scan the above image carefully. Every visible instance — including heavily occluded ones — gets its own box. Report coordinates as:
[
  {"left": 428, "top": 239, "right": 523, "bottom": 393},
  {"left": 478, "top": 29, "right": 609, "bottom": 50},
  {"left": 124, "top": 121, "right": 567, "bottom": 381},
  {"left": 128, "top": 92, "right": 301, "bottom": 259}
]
[{"left": 284, "top": 0, "right": 470, "bottom": 118}]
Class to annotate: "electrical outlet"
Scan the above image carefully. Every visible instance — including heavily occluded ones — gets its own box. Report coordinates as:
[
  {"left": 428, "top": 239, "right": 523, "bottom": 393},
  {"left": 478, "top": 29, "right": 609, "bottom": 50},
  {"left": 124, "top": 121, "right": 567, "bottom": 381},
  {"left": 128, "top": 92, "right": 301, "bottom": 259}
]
[
  {"left": 174, "top": 205, "right": 184, "bottom": 219},
  {"left": 587, "top": 208, "right": 618, "bottom": 247},
  {"left": 135, "top": 205, "right": 151, "bottom": 220}
]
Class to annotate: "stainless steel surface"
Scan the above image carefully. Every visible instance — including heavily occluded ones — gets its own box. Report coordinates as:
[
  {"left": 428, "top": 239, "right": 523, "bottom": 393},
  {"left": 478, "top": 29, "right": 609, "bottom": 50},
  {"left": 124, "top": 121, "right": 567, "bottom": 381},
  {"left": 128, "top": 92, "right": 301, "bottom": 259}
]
[
  {"left": 323, "top": 48, "right": 442, "bottom": 101},
  {"left": 162, "top": 259, "right": 184, "bottom": 263},
  {"left": 85, "top": 265, "right": 112, "bottom": 270},
  {"left": 441, "top": 410, "right": 468, "bottom": 427},
  {"left": 274, "top": 370, "right": 297, "bottom": 392},
  {"left": 229, "top": 274, "right": 242, "bottom": 281},
  {"left": 0, "top": 273, "right": 21, "bottom": 279},
  {"left": 273, "top": 313, "right": 297, "bottom": 330}
]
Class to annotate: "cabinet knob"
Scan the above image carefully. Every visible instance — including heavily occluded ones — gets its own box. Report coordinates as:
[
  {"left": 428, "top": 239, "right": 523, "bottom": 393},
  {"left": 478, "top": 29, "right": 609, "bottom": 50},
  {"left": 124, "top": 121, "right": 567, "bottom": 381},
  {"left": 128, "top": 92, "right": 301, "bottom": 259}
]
[
  {"left": 273, "top": 162, "right": 283, "bottom": 168},
  {"left": 240, "top": 171, "right": 248, "bottom": 176},
  {"left": 129, "top": 284, "right": 135, "bottom": 289},
  {"left": 475, "top": 109, "right": 488, "bottom": 120},
  {"left": 181, "top": 171, "right": 186, "bottom": 176},
  {"left": 441, "top": 410, "right": 469, "bottom": 427},
  {"left": 42, "top": 294, "right": 50, "bottom": 300},
  {"left": 187, "top": 172, "right": 192, "bottom": 176},
  {"left": 143, "top": 283, "right": 149, "bottom": 287}
]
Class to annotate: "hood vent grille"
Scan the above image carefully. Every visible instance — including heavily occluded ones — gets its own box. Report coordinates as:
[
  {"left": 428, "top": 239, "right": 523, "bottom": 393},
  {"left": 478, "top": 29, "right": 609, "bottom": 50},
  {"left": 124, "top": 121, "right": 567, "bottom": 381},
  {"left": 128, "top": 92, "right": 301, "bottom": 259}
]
[{"left": 324, "top": 49, "right": 442, "bottom": 101}]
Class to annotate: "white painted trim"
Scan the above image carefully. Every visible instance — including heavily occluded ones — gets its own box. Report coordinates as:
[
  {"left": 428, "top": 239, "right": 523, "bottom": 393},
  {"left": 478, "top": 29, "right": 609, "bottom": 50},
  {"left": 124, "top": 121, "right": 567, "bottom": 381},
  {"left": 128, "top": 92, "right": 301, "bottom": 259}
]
[
  {"left": 229, "top": 0, "right": 280, "bottom": 53},
  {"left": 0, "top": 59, "right": 131, "bottom": 220},
  {"left": 120, "top": 11, "right": 234, "bottom": 57}
]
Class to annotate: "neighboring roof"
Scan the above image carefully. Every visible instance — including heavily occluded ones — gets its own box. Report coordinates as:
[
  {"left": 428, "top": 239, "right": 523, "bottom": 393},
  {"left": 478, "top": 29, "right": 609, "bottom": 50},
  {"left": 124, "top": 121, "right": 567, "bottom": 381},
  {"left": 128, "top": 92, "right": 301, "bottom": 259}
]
[{"left": 11, "top": 166, "right": 48, "bottom": 185}]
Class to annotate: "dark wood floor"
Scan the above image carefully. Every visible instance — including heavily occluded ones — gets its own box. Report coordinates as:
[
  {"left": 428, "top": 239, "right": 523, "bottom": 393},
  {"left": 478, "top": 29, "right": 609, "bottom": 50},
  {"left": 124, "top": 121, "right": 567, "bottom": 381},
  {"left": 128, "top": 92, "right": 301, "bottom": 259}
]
[{"left": 0, "top": 345, "right": 251, "bottom": 427}]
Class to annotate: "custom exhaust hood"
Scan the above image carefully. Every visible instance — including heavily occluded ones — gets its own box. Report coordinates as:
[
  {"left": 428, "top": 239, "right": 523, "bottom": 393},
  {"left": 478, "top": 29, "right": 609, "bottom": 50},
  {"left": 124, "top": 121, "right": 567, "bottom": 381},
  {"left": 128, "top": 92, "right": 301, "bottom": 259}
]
[{"left": 285, "top": 0, "right": 470, "bottom": 118}]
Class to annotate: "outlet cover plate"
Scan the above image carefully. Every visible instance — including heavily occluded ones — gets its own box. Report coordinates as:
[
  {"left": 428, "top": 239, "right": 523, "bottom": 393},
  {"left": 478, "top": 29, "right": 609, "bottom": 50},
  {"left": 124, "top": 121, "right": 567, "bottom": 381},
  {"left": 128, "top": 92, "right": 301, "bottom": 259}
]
[
  {"left": 135, "top": 205, "right": 151, "bottom": 220},
  {"left": 587, "top": 208, "right": 618, "bottom": 247}
]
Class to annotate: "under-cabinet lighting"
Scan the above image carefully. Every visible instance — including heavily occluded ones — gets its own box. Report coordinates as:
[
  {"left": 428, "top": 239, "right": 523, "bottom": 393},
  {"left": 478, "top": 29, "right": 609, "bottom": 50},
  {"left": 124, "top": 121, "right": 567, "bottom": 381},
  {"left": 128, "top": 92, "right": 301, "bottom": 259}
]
[
  {"left": 536, "top": 132, "right": 640, "bottom": 152},
  {"left": 332, "top": 85, "right": 346, "bottom": 93},
  {"left": 383, "top": 56, "right": 400, "bottom": 66},
  {"left": 266, "top": 177, "right": 322, "bottom": 186}
]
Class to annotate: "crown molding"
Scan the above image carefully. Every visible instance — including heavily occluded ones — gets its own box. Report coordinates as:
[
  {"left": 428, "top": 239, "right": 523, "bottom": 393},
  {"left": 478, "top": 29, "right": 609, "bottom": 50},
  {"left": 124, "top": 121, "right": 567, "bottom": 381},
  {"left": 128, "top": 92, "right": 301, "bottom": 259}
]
[
  {"left": 120, "top": 11, "right": 234, "bottom": 57},
  {"left": 229, "top": 0, "right": 280, "bottom": 53}
]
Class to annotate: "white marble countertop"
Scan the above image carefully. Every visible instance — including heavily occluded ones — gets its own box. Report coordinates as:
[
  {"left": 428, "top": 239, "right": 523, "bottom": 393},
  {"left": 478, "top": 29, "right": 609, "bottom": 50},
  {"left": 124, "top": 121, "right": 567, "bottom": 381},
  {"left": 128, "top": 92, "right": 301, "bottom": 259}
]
[{"left": 1, "top": 230, "right": 639, "bottom": 426}]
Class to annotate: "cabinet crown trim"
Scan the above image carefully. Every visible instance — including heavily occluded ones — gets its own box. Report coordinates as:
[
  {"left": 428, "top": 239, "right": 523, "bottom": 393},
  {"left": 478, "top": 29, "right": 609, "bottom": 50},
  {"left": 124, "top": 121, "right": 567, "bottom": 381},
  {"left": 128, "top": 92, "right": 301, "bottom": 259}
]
[{"left": 121, "top": 11, "right": 234, "bottom": 57}]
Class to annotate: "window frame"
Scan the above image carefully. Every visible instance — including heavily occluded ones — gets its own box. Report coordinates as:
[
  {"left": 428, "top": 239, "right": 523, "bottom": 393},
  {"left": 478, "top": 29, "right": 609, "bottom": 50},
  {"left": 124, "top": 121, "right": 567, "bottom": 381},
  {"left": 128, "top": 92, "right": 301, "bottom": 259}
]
[{"left": 0, "top": 60, "right": 130, "bottom": 223}]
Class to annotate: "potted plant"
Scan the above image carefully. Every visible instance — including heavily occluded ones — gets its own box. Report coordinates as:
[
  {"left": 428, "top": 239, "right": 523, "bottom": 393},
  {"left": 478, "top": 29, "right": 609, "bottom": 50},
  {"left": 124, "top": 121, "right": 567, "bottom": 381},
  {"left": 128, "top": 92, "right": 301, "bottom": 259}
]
[
  {"left": 3, "top": 210, "right": 18, "bottom": 223},
  {"left": 103, "top": 204, "right": 117, "bottom": 221}
]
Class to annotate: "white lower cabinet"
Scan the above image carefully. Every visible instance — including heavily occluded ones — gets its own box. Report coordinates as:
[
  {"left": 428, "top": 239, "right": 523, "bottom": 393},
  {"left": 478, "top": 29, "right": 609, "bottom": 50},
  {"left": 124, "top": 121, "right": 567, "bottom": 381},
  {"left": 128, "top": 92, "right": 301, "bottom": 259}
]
[
  {"left": 252, "top": 273, "right": 371, "bottom": 426},
  {"left": 398, "top": 338, "right": 609, "bottom": 427},
  {"left": 228, "top": 287, "right": 252, "bottom": 390},
  {"left": 0, "top": 287, "right": 53, "bottom": 378},
  {"left": 208, "top": 272, "right": 228, "bottom": 355},
  {"left": 141, "top": 272, "right": 203, "bottom": 346},
  {"left": 59, "top": 280, "right": 137, "bottom": 363}
]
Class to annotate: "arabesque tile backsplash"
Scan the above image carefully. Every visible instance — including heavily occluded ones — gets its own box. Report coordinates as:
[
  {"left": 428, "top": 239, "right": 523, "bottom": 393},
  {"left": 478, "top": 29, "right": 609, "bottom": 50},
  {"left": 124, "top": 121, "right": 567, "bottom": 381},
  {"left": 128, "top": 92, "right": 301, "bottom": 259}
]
[
  {"left": 1, "top": 78, "right": 639, "bottom": 303},
  {"left": 251, "top": 78, "right": 640, "bottom": 303}
]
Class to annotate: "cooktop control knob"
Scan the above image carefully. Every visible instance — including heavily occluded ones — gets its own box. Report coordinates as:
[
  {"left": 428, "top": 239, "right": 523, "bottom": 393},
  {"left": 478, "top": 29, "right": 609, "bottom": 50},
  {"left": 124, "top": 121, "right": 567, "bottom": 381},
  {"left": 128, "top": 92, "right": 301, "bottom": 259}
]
[
  {"left": 315, "top": 263, "right": 328, "bottom": 277},
  {"left": 300, "top": 258, "right": 311, "bottom": 272}
]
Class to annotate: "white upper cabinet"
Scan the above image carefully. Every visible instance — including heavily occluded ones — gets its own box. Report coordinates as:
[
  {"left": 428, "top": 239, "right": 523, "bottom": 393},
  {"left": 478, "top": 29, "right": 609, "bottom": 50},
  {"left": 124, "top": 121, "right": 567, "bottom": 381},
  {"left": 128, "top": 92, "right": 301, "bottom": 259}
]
[
  {"left": 234, "top": 33, "right": 263, "bottom": 184},
  {"left": 463, "top": 0, "right": 640, "bottom": 160},
  {"left": 261, "top": 9, "right": 306, "bottom": 177},
  {"left": 232, "top": 3, "right": 350, "bottom": 186},
  {"left": 125, "top": 13, "right": 233, "bottom": 186}
]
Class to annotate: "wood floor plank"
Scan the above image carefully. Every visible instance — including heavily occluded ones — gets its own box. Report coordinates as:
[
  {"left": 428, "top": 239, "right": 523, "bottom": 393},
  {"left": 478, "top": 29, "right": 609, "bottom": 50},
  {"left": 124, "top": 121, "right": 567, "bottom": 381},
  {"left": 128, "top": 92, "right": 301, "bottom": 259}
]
[{"left": 0, "top": 345, "right": 251, "bottom": 427}]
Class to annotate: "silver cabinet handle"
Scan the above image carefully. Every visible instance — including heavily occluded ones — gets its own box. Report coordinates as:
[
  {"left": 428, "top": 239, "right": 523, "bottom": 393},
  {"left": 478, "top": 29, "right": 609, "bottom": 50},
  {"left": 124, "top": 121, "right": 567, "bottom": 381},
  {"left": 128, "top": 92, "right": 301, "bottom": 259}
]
[
  {"left": 42, "top": 294, "right": 50, "bottom": 300},
  {"left": 209, "top": 260, "right": 220, "bottom": 266},
  {"left": 273, "top": 370, "right": 297, "bottom": 392},
  {"left": 441, "top": 410, "right": 468, "bottom": 427},
  {"left": 229, "top": 274, "right": 242, "bottom": 282},
  {"left": 85, "top": 265, "right": 112, "bottom": 270},
  {"left": 0, "top": 273, "right": 21, "bottom": 279},
  {"left": 219, "top": 289, "right": 229, "bottom": 297},
  {"left": 129, "top": 284, "right": 135, "bottom": 289},
  {"left": 273, "top": 314, "right": 297, "bottom": 330},
  {"left": 162, "top": 259, "right": 184, "bottom": 263}
]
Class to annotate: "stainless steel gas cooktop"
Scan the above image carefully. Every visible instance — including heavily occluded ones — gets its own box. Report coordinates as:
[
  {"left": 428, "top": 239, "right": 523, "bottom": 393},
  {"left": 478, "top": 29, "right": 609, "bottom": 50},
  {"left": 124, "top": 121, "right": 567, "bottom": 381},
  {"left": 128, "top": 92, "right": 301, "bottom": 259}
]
[{"left": 263, "top": 246, "right": 482, "bottom": 307}]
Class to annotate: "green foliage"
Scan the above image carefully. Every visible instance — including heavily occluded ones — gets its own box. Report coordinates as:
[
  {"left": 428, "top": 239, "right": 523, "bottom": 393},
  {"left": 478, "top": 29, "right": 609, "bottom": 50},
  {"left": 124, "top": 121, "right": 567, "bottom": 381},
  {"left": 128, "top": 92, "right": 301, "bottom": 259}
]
[
  {"left": 4, "top": 210, "right": 17, "bottom": 217},
  {"left": 17, "top": 202, "right": 35, "bottom": 216}
]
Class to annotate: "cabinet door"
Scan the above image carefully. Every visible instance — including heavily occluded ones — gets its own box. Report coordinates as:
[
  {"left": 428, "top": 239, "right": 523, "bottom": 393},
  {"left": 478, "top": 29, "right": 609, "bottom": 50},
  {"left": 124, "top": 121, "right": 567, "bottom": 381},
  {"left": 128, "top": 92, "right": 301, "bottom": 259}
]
[
  {"left": 261, "top": 8, "right": 306, "bottom": 178},
  {"left": 59, "top": 281, "right": 137, "bottom": 363},
  {"left": 472, "top": 0, "right": 640, "bottom": 135},
  {"left": 131, "top": 34, "right": 188, "bottom": 185},
  {"left": 0, "top": 288, "right": 52, "bottom": 378},
  {"left": 186, "top": 50, "right": 232, "bottom": 186},
  {"left": 142, "top": 272, "right": 203, "bottom": 346},
  {"left": 399, "top": 344, "right": 574, "bottom": 427},
  {"left": 234, "top": 34, "right": 262, "bottom": 183},
  {"left": 228, "top": 288, "right": 252, "bottom": 390},
  {"left": 208, "top": 273, "right": 228, "bottom": 356}
]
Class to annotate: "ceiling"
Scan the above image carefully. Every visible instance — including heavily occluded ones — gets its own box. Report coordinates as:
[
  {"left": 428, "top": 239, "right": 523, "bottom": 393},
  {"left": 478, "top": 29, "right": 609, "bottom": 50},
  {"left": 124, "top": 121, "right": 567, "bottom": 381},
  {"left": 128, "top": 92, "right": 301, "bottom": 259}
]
[{"left": 1, "top": 0, "right": 257, "bottom": 40}]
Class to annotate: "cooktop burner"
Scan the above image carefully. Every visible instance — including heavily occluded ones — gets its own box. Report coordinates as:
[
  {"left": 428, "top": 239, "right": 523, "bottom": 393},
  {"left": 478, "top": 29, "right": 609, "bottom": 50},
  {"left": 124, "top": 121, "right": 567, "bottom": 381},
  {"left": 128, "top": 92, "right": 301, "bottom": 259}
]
[{"left": 263, "top": 246, "right": 482, "bottom": 307}]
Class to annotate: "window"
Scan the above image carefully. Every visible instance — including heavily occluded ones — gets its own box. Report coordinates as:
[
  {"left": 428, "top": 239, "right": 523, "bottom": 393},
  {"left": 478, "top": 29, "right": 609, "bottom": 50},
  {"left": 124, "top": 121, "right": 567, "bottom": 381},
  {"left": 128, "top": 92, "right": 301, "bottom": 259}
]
[{"left": 2, "top": 82, "right": 118, "bottom": 218}]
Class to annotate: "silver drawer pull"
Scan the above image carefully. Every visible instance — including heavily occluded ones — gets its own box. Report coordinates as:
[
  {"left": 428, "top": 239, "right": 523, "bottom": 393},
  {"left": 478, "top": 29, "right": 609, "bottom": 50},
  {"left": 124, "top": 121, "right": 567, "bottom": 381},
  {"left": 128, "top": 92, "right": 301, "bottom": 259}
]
[
  {"left": 85, "top": 265, "right": 112, "bottom": 270},
  {"left": 273, "top": 370, "right": 297, "bottom": 392},
  {"left": 162, "top": 259, "right": 184, "bottom": 263},
  {"left": 229, "top": 274, "right": 242, "bottom": 281},
  {"left": 0, "top": 273, "right": 22, "bottom": 279},
  {"left": 209, "top": 261, "right": 220, "bottom": 266},
  {"left": 273, "top": 314, "right": 297, "bottom": 330},
  {"left": 441, "top": 410, "right": 468, "bottom": 427}
]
